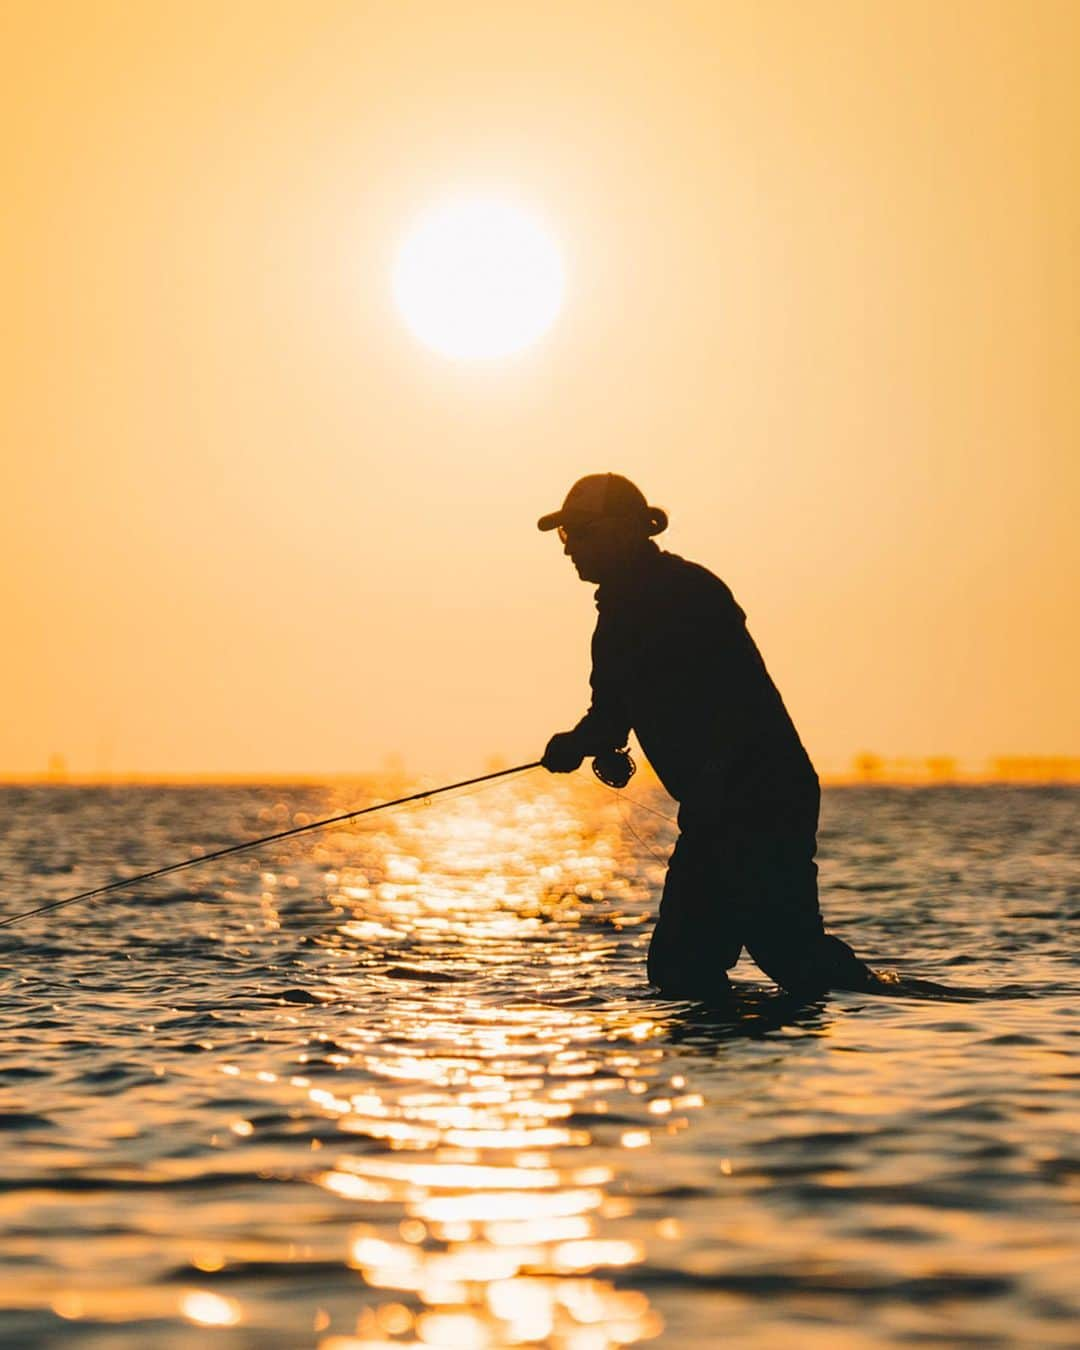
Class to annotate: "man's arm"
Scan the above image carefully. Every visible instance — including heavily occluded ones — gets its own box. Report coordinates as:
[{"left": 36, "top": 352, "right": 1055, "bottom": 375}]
[{"left": 542, "top": 610, "right": 631, "bottom": 773}]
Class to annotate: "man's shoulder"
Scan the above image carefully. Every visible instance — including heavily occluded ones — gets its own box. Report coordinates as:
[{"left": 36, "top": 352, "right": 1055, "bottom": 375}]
[
  {"left": 658, "top": 549, "right": 721, "bottom": 584},
  {"left": 657, "top": 550, "right": 741, "bottom": 610}
]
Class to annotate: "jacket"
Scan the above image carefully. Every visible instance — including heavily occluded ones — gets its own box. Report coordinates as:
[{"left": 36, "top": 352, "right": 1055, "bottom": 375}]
[{"left": 570, "top": 543, "right": 818, "bottom": 810}]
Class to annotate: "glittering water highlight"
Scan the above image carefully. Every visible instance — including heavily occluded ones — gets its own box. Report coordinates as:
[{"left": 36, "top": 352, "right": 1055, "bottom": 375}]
[{"left": 0, "top": 780, "right": 1077, "bottom": 1348}]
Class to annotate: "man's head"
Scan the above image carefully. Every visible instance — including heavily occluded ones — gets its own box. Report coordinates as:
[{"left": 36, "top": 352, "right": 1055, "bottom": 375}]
[{"left": 537, "top": 473, "right": 668, "bottom": 583}]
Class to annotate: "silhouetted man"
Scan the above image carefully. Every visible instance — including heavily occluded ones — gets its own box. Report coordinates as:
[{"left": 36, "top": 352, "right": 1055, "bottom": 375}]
[{"left": 539, "top": 473, "right": 878, "bottom": 999}]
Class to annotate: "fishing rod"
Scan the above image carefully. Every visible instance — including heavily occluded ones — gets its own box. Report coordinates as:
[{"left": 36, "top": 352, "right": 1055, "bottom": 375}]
[{"left": 0, "top": 761, "right": 542, "bottom": 931}]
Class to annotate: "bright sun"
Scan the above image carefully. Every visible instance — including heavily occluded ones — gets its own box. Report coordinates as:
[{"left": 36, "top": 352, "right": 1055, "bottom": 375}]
[{"left": 393, "top": 197, "right": 565, "bottom": 360}]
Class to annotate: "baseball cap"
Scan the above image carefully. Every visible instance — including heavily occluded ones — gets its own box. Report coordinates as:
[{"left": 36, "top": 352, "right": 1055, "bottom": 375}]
[{"left": 537, "top": 473, "right": 668, "bottom": 535}]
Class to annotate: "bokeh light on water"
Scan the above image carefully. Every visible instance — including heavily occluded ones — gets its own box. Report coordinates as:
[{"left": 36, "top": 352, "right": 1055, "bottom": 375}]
[{"left": 0, "top": 779, "right": 1077, "bottom": 1347}]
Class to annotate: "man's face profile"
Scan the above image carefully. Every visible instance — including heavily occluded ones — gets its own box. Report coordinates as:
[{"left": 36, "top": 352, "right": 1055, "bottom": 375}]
[{"left": 559, "top": 517, "right": 634, "bottom": 583}]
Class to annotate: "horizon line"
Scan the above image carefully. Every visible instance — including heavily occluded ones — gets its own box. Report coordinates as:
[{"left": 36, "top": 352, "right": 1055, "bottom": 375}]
[{"left": 2, "top": 765, "right": 1079, "bottom": 788}]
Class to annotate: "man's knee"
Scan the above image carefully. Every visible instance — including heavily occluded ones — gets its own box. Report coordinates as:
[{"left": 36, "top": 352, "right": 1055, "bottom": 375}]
[{"left": 647, "top": 914, "right": 739, "bottom": 997}]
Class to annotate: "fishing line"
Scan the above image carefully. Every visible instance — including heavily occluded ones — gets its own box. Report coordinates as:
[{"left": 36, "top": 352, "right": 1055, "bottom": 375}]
[
  {"left": 612, "top": 792, "right": 671, "bottom": 863},
  {"left": 589, "top": 765, "right": 676, "bottom": 863},
  {"left": 596, "top": 780, "right": 677, "bottom": 827},
  {"left": 0, "top": 762, "right": 542, "bottom": 930},
  {"left": 615, "top": 792, "right": 677, "bottom": 826}
]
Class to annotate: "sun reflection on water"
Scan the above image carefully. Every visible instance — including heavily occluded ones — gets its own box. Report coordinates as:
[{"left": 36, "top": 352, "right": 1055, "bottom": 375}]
[{"left": 290, "top": 786, "right": 677, "bottom": 1345}]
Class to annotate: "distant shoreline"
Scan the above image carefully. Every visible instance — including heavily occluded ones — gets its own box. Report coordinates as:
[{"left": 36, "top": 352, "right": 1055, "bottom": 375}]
[{"left": 2, "top": 770, "right": 1078, "bottom": 788}]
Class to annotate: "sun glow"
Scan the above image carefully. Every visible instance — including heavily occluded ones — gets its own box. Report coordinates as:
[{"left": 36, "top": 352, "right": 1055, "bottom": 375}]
[{"left": 393, "top": 197, "right": 565, "bottom": 360}]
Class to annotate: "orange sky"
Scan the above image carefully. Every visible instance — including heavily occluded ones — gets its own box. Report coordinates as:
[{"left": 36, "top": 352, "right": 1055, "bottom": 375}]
[{"left": 2, "top": 1, "right": 1077, "bottom": 779}]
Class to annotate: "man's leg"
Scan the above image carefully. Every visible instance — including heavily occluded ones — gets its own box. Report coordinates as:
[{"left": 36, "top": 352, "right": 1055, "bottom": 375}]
[
  {"left": 738, "top": 798, "right": 878, "bottom": 996},
  {"left": 744, "top": 870, "right": 877, "bottom": 995},
  {"left": 647, "top": 820, "right": 742, "bottom": 999}
]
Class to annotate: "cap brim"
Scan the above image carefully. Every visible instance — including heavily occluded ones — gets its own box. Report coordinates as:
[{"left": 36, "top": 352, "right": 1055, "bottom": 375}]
[{"left": 538, "top": 507, "right": 602, "bottom": 532}]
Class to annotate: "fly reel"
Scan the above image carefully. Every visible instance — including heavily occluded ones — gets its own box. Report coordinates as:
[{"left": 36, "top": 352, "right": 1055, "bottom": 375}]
[{"left": 592, "top": 746, "right": 636, "bottom": 789}]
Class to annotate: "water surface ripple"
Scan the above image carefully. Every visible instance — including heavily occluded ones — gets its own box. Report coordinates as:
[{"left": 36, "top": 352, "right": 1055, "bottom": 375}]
[{"left": 0, "top": 781, "right": 1077, "bottom": 1348}]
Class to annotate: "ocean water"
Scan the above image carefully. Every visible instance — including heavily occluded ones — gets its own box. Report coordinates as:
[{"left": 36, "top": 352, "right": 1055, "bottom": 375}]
[{"left": 0, "top": 778, "right": 1077, "bottom": 1349}]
